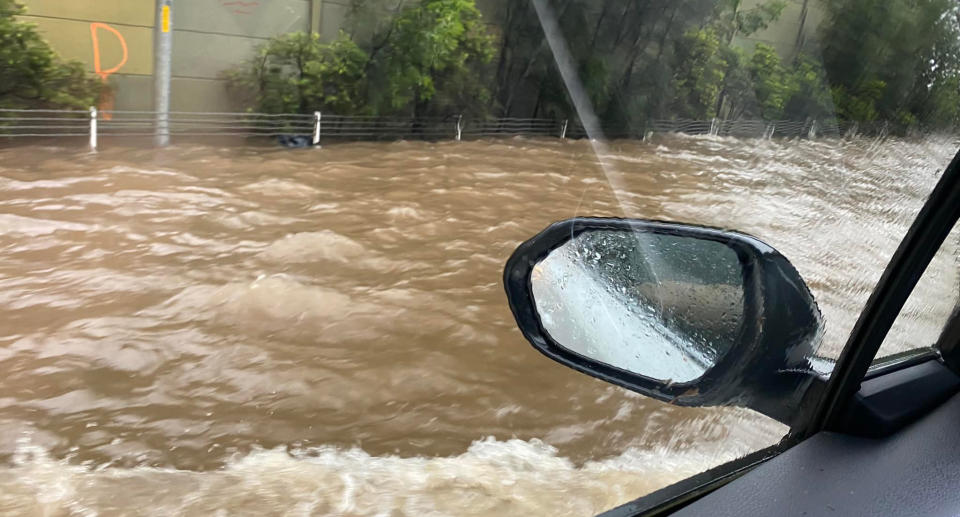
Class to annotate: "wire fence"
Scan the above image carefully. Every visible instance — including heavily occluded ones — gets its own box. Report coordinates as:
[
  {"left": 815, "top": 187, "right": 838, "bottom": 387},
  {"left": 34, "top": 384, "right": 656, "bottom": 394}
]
[
  {"left": 0, "top": 108, "right": 884, "bottom": 149},
  {"left": 100, "top": 111, "right": 317, "bottom": 138}
]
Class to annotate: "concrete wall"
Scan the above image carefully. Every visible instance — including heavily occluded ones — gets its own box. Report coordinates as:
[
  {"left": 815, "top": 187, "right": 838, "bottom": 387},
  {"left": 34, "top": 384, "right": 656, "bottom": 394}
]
[{"left": 18, "top": 0, "right": 351, "bottom": 112}]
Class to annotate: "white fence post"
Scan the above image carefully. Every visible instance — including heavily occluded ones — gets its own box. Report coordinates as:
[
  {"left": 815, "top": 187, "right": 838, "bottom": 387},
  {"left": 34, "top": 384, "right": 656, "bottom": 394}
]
[
  {"left": 709, "top": 118, "right": 720, "bottom": 136},
  {"left": 845, "top": 122, "right": 859, "bottom": 139},
  {"left": 560, "top": 119, "right": 568, "bottom": 139},
  {"left": 455, "top": 114, "right": 463, "bottom": 141},
  {"left": 313, "top": 111, "right": 321, "bottom": 146},
  {"left": 89, "top": 106, "right": 98, "bottom": 151}
]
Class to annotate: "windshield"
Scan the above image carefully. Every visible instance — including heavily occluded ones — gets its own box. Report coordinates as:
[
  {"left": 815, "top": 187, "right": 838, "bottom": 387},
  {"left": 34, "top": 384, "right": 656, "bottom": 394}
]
[{"left": 1, "top": 0, "right": 959, "bottom": 515}]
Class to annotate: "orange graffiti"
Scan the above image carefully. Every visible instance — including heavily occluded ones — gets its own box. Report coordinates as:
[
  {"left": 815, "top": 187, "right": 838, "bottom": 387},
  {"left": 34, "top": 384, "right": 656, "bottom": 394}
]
[
  {"left": 89, "top": 23, "right": 129, "bottom": 118},
  {"left": 90, "top": 23, "right": 129, "bottom": 81},
  {"left": 220, "top": 0, "right": 259, "bottom": 15}
]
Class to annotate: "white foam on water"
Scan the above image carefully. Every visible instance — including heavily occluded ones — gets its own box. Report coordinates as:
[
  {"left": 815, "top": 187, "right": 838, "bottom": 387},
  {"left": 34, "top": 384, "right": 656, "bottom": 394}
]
[
  {"left": 0, "top": 436, "right": 755, "bottom": 517},
  {"left": 473, "top": 172, "right": 511, "bottom": 179},
  {"left": 652, "top": 150, "right": 734, "bottom": 164},
  {"left": 386, "top": 205, "right": 427, "bottom": 222},
  {"left": 211, "top": 210, "right": 303, "bottom": 230},
  {"left": 0, "top": 213, "right": 95, "bottom": 236},
  {"left": 239, "top": 178, "right": 320, "bottom": 198},
  {"left": 193, "top": 275, "right": 387, "bottom": 343},
  {"left": 258, "top": 231, "right": 374, "bottom": 265},
  {"left": 0, "top": 175, "right": 103, "bottom": 192},
  {"left": 155, "top": 274, "right": 455, "bottom": 342},
  {"left": 103, "top": 165, "right": 185, "bottom": 177}
]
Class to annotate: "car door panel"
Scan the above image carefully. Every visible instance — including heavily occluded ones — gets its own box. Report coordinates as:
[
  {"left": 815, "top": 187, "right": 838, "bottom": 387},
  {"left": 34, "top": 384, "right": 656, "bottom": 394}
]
[{"left": 672, "top": 390, "right": 960, "bottom": 516}]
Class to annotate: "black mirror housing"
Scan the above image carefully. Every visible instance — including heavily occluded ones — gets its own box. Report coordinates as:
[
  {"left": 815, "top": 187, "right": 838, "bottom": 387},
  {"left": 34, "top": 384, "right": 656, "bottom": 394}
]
[{"left": 503, "top": 218, "right": 825, "bottom": 425}]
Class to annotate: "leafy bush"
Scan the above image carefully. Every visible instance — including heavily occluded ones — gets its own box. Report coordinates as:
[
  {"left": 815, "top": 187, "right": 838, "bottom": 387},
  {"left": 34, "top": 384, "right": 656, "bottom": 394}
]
[
  {"left": 831, "top": 80, "right": 886, "bottom": 123},
  {"left": 225, "top": 32, "right": 369, "bottom": 114},
  {"left": 227, "top": 0, "right": 495, "bottom": 119},
  {"left": 0, "top": 0, "right": 103, "bottom": 110}
]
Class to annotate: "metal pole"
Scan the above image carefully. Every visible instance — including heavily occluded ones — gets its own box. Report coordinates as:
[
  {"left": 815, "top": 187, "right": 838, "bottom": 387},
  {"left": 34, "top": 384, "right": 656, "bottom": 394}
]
[
  {"left": 89, "top": 106, "right": 98, "bottom": 151},
  {"left": 313, "top": 111, "right": 321, "bottom": 146},
  {"left": 310, "top": 0, "right": 323, "bottom": 34},
  {"left": 154, "top": 0, "right": 173, "bottom": 147},
  {"left": 560, "top": 119, "right": 568, "bottom": 139}
]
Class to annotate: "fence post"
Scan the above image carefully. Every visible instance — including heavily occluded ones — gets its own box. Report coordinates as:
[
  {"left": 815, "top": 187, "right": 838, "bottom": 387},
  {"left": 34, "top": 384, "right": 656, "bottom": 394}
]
[
  {"left": 560, "top": 119, "right": 568, "bottom": 139},
  {"left": 455, "top": 114, "right": 463, "bottom": 141},
  {"left": 763, "top": 123, "right": 775, "bottom": 140},
  {"left": 845, "top": 122, "right": 859, "bottom": 139},
  {"left": 89, "top": 106, "right": 98, "bottom": 151},
  {"left": 313, "top": 111, "right": 321, "bottom": 146}
]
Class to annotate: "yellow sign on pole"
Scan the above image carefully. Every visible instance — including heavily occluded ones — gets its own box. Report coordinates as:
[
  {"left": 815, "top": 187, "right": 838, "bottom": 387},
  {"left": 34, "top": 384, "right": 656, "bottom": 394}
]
[
  {"left": 155, "top": 0, "right": 172, "bottom": 146},
  {"left": 161, "top": 5, "right": 170, "bottom": 33}
]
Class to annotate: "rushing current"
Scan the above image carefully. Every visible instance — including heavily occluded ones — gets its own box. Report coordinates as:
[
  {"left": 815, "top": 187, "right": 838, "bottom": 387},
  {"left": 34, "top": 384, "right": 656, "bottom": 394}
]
[{"left": 0, "top": 134, "right": 956, "bottom": 515}]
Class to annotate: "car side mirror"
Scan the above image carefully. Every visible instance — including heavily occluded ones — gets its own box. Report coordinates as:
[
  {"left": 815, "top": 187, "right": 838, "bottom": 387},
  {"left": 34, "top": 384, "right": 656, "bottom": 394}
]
[{"left": 503, "top": 218, "right": 826, "bottom": 425}]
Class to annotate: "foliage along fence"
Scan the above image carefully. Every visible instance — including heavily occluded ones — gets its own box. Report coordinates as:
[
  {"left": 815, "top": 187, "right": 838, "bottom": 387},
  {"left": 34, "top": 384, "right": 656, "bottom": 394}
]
[{"left": 0, "top": 108, "right": 888, "bottom": 150}]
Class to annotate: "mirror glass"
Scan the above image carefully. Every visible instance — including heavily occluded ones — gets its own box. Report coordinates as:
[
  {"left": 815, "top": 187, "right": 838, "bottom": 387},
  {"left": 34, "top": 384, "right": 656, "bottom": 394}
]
[{"left": 531, "top": 230, "right": 746, "bottom": 383}]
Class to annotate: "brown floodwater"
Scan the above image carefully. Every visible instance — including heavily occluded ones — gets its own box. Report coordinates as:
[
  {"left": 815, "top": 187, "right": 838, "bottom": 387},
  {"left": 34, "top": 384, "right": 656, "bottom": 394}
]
[{"left": 0, "top": 135, "right": 956, "bottom": 515}]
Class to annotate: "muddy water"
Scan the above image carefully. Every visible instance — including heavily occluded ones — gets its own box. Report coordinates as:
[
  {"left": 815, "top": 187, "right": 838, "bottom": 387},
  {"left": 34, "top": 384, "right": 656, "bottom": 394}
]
[{"left": 0, "top": 135, "right": 955, "bottom": 515}]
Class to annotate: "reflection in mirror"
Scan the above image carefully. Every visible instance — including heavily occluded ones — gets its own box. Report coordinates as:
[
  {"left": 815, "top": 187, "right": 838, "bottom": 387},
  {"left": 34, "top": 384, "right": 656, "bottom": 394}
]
[{"left": 531, "top": 230, "right": 745, "bottom": 383}]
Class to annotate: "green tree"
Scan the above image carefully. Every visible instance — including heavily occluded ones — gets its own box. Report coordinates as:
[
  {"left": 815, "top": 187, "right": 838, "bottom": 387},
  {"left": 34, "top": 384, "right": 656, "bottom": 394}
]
[
  {"left": 733, "top": 0, "right": 787, "bottom": 38},
  {"left": 488, "top": 0, "right": 790, "bottom": 129},
  {"left": 224, "top": 32, "right": 369, "bottom": 114},
  {"left": 921, "top": 75, "right": 960, "bottom": 128},
  {"left": 715, "top": 44, "right": 834, "bottom": 122},
  {"left": 672, "top": 28, "right": 727, "bottom": 119},
  {"left": 782, "top": 54, "right": 834, "bottom": 121},
  {"left": 820, "top": 0, "right": 960, "bottom": 129},
  {"left": 364, "top": 0, "right": 496, "bottom": 118},
  {"left": 0, "top": 0, "right": 103, "bottom": 110},
  {"left": 715, "top": 44, "right": 753, "bottom": 119},
  {"left": 748, "top": 43, "right": 790, "bottom": 119}
]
